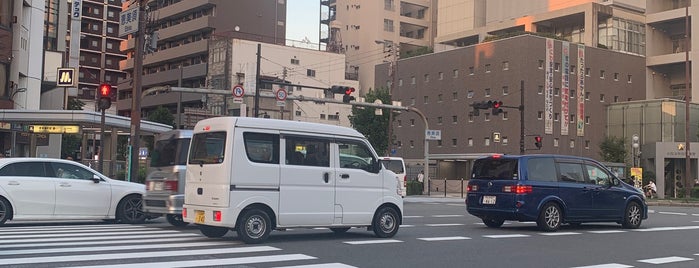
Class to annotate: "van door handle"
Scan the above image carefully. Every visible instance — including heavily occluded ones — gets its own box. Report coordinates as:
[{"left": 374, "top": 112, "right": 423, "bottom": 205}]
[
  {"left": 323, "top": 173, "right": 330, "bottom": 183},
  {"left": 340, "top": 174, "right": 350, "bottom": 179}
]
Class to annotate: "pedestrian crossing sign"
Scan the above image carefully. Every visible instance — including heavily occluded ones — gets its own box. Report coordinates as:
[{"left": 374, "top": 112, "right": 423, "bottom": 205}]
[{"left": 57, "top": 68, "right": 76, "bottom": 87}]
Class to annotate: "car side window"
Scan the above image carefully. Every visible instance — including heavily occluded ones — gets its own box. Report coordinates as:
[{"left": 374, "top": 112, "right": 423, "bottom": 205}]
[
  {"left": 338, "top": 140, "right": 377, "bottom": 173},
  {"left": 285, "top": 136, "right": 330, "bottom": 167},
  {"left": 526, "top": 158, "right": 556, "bottom": 182},
  {"left": 557, "top": 162, "right": 585, "bottom": 183},
  {"left": 585, "top": 164, "right": 611, "bottom": 185},
  {"left": 0, "top": 162, "right": 47, "bottom": 177},
  {"left": 244, "top": 132, "right": 280, "bottom": 164},
  {"left": 50, "top": 162, "right": 95, "bottom": 181}
]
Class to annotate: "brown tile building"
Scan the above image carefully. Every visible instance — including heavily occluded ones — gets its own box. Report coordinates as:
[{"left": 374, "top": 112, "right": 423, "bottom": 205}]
[
  {"left": 376, "top": 34, "right": 646, "bottom": 166},
  {"left": 118, "top": 0, "right": 286, "bottom": 128}
]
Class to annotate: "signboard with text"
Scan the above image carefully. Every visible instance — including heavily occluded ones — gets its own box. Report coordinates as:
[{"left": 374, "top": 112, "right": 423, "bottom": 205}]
[{"left": 119, "top": 4, "right": 140, "bottom": 37}]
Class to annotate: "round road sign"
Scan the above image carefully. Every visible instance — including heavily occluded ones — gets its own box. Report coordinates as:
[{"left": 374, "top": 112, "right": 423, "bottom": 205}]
[
  {"left": 232, "top": 85, "right": 244, "bottom": 97},
  {"left": 276, "top": 88, "right": 288, "bottom": 101}
]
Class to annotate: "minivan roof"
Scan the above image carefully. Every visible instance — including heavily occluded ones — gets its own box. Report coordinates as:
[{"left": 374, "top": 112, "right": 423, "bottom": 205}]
[
  {"left": 477, "top": 154, "right": 598, "bottom": 161},
  {"left": 195, "top": 117, "right": 364, "bottom": 138}
]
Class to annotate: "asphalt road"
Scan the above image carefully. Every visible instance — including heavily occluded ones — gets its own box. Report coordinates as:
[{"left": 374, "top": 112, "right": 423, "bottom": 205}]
[{"left": 2, "top": 199, "right": 699, "bottom": 268}]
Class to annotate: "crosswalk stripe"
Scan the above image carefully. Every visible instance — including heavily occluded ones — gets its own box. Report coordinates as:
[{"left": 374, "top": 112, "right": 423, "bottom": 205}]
[
  {"left": 483, "top": 234, "right": 530, "bottom": 238},
  {"left": 634, "top": 226, "right": 699, "bottom": 232},
  {"left": 425, "top": 223, "right": 464, "bottom": 227},
  {"left": 0, "top": 227, "right": 165, "bottom": 235},
  {"left": 658, "top": 212, "right": 688, "bottom": 216},
  {"left": 68, "top": 254, "right": 316, "bottom": 268},
  {"left": 399, "top": 224, "right": 415, "bottom": 227},
  {"left": 0, "top": 246, "right": 281, "bottom": 265},
  {"left": 0, "top": 241, "right": 232, "bottom": 256},
  {"left": 538, "top": 232, "right": 581, "bottom": 236},
  {"left": 403, "top": 216, "right": 424, "bottom": 218},
  {"left": 2, "top": 229, "right": 182, "bottom": 239},
  {"left": 343, "top": 239, "right": 403, "bottom": 245},
  {"left": 0, "top": 236, "right": 216, "bottom": 249},
  {"left": 418, "top": 236, "right": 471, "bottom": 241},
  {"left": 1, "top": 232, "right": 199, "bottom": 244},
  {"left": 587, "top": 230, "right": 627, "bottom": 234},
  {"left": 638, "top": 256, "right": 693, "bottom": 264},
  {"left": 570, "top": 263, "right": 633, "bottom": 268},
  {"left": 273, "top": 263, "right": 358, "bottom": 268},
  {"left": 0, "top": 225, "right": 143, "bottom": 233},
  {"left": 431, "top": 215, "right": 463, "bottom": 218}
]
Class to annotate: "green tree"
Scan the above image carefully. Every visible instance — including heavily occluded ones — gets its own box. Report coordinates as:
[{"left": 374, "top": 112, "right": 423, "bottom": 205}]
[
  {"left": 147, "top": 106, "right": 176, "bottom": 128},
  {"left": 599, "top": 135, "right": 628, "bottom": 163},
  {"left": 348, "top": 88, "right": 392, "bottom": 155}
]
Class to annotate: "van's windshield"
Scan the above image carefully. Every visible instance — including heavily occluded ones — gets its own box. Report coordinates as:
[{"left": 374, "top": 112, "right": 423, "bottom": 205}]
[
  {"left": 189, "top": 132, "right": 226, "bottom": 165},
  {"left": 151, "top": 138, "right": 190, "bottom": 167},
  {"left": 472, "top": 158, "right": 518, "bottom": 180}
]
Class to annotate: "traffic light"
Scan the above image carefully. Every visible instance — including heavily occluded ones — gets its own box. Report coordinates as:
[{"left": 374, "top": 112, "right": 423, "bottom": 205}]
[
  {"left": 97, "top": 83, "right": 113, "bottom": 110},
  {"left": 489, "top": 100, "right": 503, "bottom": 115},
  {"left": 534, "top": 136, "right": 542, "bottom": 149},
  {"left": 330, "top": 85, "right": 354, "bottom": 95},
  {"left": 342, "top": 87, "right": 356, "bottom": 103}
]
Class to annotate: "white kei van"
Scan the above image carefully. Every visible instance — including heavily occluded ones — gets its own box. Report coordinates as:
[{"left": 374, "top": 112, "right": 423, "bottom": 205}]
[
  {"left": 380, "top": 157, "right": 407, "bottom": 197},
  {"left": 182, "top": 117, "right": 403, "bottom": 244}
]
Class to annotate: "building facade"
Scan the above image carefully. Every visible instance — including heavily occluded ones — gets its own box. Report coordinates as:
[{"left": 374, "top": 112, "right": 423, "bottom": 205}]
[
  {"left": 321, "top": 0, "right": 436, "bottom": 94},
  {"left": 376, "top": 34, "right": 646, "bottom": 180},
  {"left": 118, "top": 0, "right": 287, "bottom": 128}
]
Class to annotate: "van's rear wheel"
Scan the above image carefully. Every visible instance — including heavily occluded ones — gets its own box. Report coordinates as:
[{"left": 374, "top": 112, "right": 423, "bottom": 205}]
[
  {"left": 372, "top": 207, "right": 399, "bottom": 238},
  {"left": 166, "top": 214, "right": 189, "bottom": 227},
  {"left": 237, "top": 209, "right": 271, "bottom": 244},
  {"left": 199, "top": 225, "right": 228, "bottom": 238},
  {"left": 482, "top": 217, "right": 505, "bottom": 228},
  {"left": 537, "top": 202, "right": 561, "bottom": 232}
]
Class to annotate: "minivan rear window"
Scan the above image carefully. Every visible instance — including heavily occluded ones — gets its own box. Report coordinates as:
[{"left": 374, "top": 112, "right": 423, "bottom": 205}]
[
  {"left": 472, "top": 158, "right": 518, "bottom": 180},
  {"left": 189, "top": 132, "right": 226, "bottom": 165},
  {"left": 151, "top": 138, "right": 190, "bottom": 167},
  {"left": 382, "top": 160, "right": 404, "bottom": 174}
]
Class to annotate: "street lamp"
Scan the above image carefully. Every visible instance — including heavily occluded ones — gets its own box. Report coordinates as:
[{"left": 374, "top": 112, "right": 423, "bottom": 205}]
[{"left": 632, "top": 134, "right": 639, "bottom": 167}]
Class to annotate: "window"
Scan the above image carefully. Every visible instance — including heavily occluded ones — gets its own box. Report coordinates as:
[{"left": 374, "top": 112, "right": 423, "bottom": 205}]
[
  {"left": 554, "top": 113, "right": 560, "bottom": 121},
  {"left": 243, "top": 132, "right": 280, "bottom": 164},
  {"left": 468, "top": 113, "right": 474, "bottom": 122},
  {"left": 452, "top": 92, "right": 458, "bottom": 100},
  {"left": 555, "top": 63, "right": 560, "bottom": 72},
  {"left": 423, "top": 96, "right": 429, "bottom": 104},
  {"left": 410, "top": 119, "right": 415, "bottom": 126},
  {"left": 384, "top": 0, "right": 394, "bottom": 10},
  {"left": 484, "top": 138, "right": 490, "bottom": 146},
  {"left": 585, "top": 92, "right": 590, "bottom": 100},
  {"left": 437, "top": 94, "right": 443, "bottom": 102},
  {"left": 424, "top": 74, "right": 429, "bottom": 82},
  {"left": 558, "top": 162, "right": 585, "bottom": 183},
  {"left": 291, "top": 58, "right": 300, "bottom": 65},
  {"left": 437, "top": 140, "right": 442, "bottom": 147},
  {"left": 189, "top": 131, "right": 227, "bottom": 165},
  {"left": 437, "top": 116, "right": 443, "bottom": 124},
  {"left": 600, "top": 94, "right": 605, "bottom": 102},
  {"left": 585, "top": 116, "right": 590, "bottom": 124},
  {"left": 503, "top": 111, "right": 508, "bottom": 120},
  {"left": 502, "top": 136, "right": 508, "bottom": 145},
  {"left": 485, "top": 64, "right": 491, "bottom": 73},
  {"left": 438, "top": 72, "right": 444, "bottom": 80},
  {"left": 538, "top": 60, "right": 544, "bottom": 69},
  {"left": 484, "top": 88, "right": 491, "bottom": 97},
  {"left": 569, "top": 114, "right": 575, "bottom": 123},
  {"left": 538, "top": 85, "right": 544, "bottom": 94},
  {"left": 51, "top": 162, "right": 94, "bottom": 180},
  {"left": 570, "top": 139, "right": 575, "bottom": 148},
  {"left": 614, "top": 72, "right": 619, "bottom": 81},
  {"left": 306, "top": 69, "right": 316, "bottom": 77},
  {"left": 527, "top": 158, "right": 556, "bottom": 182},
  {"left": 452, "top": 139, "right": 458, "bottom": 146},
  {"left": 286, "top": 136, "right": 328, "bottom": 167},
  {"left": 411, "top": 76, "right": 416, "bottom": 84},
  {"left": 398, "top": 79, "right": 403, "bottom": 86},
  {"left": 469, "top": 66, "right": 474, "bottom": 75},
  {"left": 502, "top": 61, "right": 509, "bottom": 70},
  {"left": 0, "top": 162, "right": 46, "bottom": 177},
  {"left": 614, "top": 96, "right": 620, "bottom": 102},
  {"left": 383, "top": 19, "right": 394, "bottom": 32},
  {"left": 337, "top": 140, "right": 377, "bottom": 172},
  {"left": 585, "top": 68, "right": 591, "bottom": 76},
  {"left": 600, "top": 70, "right": 605, "bottom": 79},
  {"left": 585, "top": 140, "right": 591, "bottom": 149},
  {"left": 585, "top": 164, "right": 610, "bottom": 185},
  {"left": 554, "top": 88, "right": 560, "bottom": 96},
  {"left": 467, "top": 90, "right": 474, "bottom": 98},
  {"left": 397, "top": 120, "right": 402, "bottom": 127},
  {"left": 570, "top": 90, "right": 575, "bottom": 98},
  {"left": 502, "top": 86, "right": 509, "bottom": 95},
  {"left": 570, "top": 65, "right": 576, "bottom": 74},
  {"left": 554, "top": 138, "right": 559, "bottom": 147},
  {"left": 452, "top": 116, "right": 458, "bottom": 124},
  {"left": 627, "top": 75, "right": 632, "bottom": 83},
  {"left": 453, "top": 69, "right": 459, "bottom": 78},
  {"left": 468, "top": 138, "right": 473, "bottom": 146},
  {"left": 538, "top": 111, "right": 543, "bottom": 120}
]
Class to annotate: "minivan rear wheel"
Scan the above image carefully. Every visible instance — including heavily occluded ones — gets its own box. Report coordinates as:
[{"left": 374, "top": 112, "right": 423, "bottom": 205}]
[
  {"left": 236, "top": 209, "right": 272, "bottom": 244},
  {"left": 622, "top": 202, "right": 642, "bottom": 229},
  {"left": 537, "top": 202, "right": 561, "bottom": 232},
  {"left": 482, "top": 218, "right": 505, "bottom": 228}
]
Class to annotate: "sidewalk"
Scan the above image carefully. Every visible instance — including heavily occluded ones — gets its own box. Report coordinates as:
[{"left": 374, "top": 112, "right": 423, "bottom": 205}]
[{"left": 404, "top": 192, "right": 699, "bottom": 207}]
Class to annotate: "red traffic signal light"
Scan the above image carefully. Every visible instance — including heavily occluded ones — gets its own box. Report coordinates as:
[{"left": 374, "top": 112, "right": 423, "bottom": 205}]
[
  {"left": 344, "top": 87, "right": 355, "bottom": 95},
  {"left": 98, "top": 84, "right": 112, "bottom": 110},
  {"left": 489, "top": 100, "right": 503, "bottom": 115},
  {"left": 492, "top": 101, "right": 502, "bottom": 109},
  {"left": 534, "top": 136, "right": 542, "bottom": 149}
]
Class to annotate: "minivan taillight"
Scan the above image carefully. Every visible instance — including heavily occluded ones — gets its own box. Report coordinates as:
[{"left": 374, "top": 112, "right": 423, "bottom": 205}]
[
  {"left": 164, "top": 180, "right": 178, "bottom": 192},
  {"left": 503, "top": 185, "right": 532, "bottom": 194},
  {"left": 467, "top": 184, "right": 478, "bottom": 192},
  {"left": 403, "top": 175, "right": 407, "bottom": 187}
]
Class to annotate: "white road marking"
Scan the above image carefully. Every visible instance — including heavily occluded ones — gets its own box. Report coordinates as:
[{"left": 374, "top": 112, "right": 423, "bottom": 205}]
[
  {"left": 658, "top": 211, "right": 688, "bottom": 216},
  {"left": 399, "top": 224, "right": 415, "bottom": 228},
  {"left": 1, "top": 246, "right": 281, "bottom": 265},
  {"left": 69, "top": 254, "right": 316, "bottom": 268},
  {"left": 425, "top": 223, "right": 464, "bottom": 227},
  {"left": 587, "top": 230, "right": 627, "bottom": 234},
  {"left": 570, "top": 263, "right": 633, "bottom": 268},
  {"left": 0, "top": 236, "right": 219, "bottom": 249},
  {"left": 0, "top": 241, "right": 231, "bottom": 256},
  {"left": 538, "top": 232, "right": 581, "bottom": 236},
  {"left": 343, "top": 239, "right": 403, "bottom": 245},
  {"left": 0, "top": 227, "right": 165, "bottom": 235},
  {"left": 634, "top": 226, "right": 699, "bottom": 232},
  {"left": 313, "top": 228, "right": 329, "bottom": 230},
  {"left": 474, "top": 222, "right": 512, "bottom": 225},
  {"left": 1, "top": 232, "right": 199, "bottom": 244},
  {"left": 0, "top": 229, "right": 182, "bottom": 239},
  {"left": 432, "top": 215, "right": 464, "bottom": 218},
  {"left": 692, "top": 214, "right": 699, "bottom": 216},
  {"left": 273, "top": 263, "right": 357, "bottom": 268},
  {"left": 418, "top": 236, "right": 471, "bottom": 241},
  {"left": 403, "top": 216, "right": 424, "bottom": 218},
  {"left": 648, "top": 209, "right": 655, "bottom": 213},
  {"left": 446, "top": 203, "right": 465, "bottom": 207},
  {"left": 638, "top": 256, "right": 693, "bottom": 264},
  {"left": 0, "top": 225, "right": 142, "bottom": 233},
  {"left": 483, "top": 234, "right": 530, "bottom": 238}
]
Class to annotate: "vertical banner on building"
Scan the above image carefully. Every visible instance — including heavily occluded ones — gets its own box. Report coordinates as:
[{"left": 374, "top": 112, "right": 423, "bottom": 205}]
[
  {"left": 545, "top": 39, "right": 554, "bottom": 135},
  {"left": 576, "top": 45, "right": 586, "bottom": 137},
  {"left": 561, "top": 41, "right": 570, "bottom": 136}
]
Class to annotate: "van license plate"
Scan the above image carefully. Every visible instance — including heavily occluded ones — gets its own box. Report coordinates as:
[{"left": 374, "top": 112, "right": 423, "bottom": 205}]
[
  {"left": 153, "top": 182, "right": 164, "bottom": 191},
  {"left": 194, "top": 210, "right": 205, "bottom": 224},
  {"left": 482, "top": 196, "right": 496, "bottom": 205}
]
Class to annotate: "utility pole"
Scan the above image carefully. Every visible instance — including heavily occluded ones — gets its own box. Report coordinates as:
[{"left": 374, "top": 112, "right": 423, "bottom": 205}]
[
  {"left": 254, "top": 44, "right": 262, "bottom": 117},
  {"left": 386, "top": 44, "right": 398, "bottom": 156},
  {"left": 129, "top": 0, "right": 146, "bottom": 182},
  {"left": 280, "top": 67, "right": 287, "bottom": 119},
  {"left": 519, "top": 80, "right": 526, "bottom": 155},
  {"left": 684, "top": 4, "right": 692, "bottom": 199}
]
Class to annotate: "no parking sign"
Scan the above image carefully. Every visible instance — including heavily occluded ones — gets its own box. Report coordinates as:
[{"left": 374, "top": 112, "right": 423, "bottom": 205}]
[{"left": 232, "top": 85, "right": 244, "bottom": 103}]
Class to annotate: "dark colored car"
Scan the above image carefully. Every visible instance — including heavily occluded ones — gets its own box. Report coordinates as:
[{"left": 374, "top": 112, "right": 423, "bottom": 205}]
[{"left": 466, "top": 154, "right": 647, "bottom": 231}]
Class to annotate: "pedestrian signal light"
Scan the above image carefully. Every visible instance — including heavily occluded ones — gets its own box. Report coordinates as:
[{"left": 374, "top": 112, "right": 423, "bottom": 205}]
[
  {"left": 534, "top": 136, "right": 542, "bottom": 149},
  {"left": 98, "top": 84, "right": 113, "bottom": 110}
]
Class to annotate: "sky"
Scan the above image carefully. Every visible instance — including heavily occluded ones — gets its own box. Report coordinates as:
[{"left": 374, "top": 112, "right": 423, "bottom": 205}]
[{"left": 286, "top": 0, "right": 321, "bottom": 45}]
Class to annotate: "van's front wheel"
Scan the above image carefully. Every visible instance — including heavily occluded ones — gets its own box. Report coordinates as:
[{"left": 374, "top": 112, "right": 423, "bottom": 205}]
[
  {"left": 237, "top": 209, "right": 271, "bottom": 244},
  {"left": 199, "top": 225, "right": 228, "bottom": 238},
  {"left": 372, "top": 207, "right": 399, "bottom": 238}
]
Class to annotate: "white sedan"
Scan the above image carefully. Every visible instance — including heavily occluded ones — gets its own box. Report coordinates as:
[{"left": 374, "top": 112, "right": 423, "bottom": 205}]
[{"left": 0, "top": 157, "right": 146, "bottom": 225}]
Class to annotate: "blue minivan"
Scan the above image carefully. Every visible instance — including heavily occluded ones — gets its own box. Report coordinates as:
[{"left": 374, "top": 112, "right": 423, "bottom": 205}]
[{"left": 466, "top": 154, "right": 647, "bottom": 231}]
